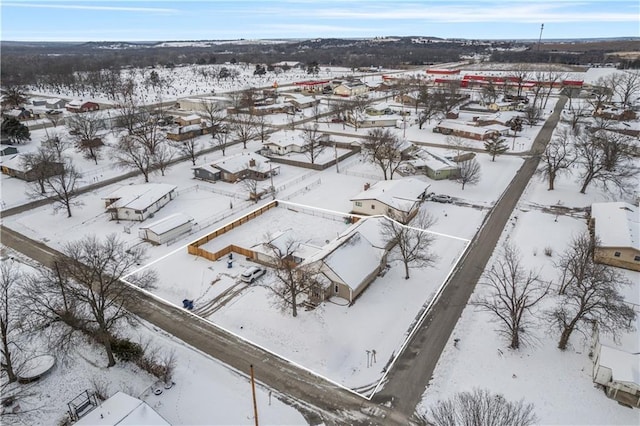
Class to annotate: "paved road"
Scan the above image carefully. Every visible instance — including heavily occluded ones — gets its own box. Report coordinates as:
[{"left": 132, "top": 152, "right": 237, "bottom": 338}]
[
  {"left": 0, "top": 225, "right": 410, "bottom": 425},
  {"left": 373, "top": 96, "right": 567, "bottom": 416}
]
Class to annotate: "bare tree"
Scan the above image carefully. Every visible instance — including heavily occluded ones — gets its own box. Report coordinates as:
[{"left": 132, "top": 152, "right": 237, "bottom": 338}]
[
  {"left": 254, "top": 114, "right": 271, "bottom": 144},
  {"left": 231, "top": 114, "right": 257, "bottom": 149},
  {"left": 575, "top": 130, "right": 638, "bottom": 194},
  {"left": 33, "top": 234, "right": 156, "bottom": 367},
  {"left": 152, "top": 141, "right": 174, "bottom": 177},
  {"left": 484, "top": 135, "right": 509, "bottom": 161},
  {"left": 381, "top": 210, "right": 437, "bottom": 280},
  {"left": 212, "top": 129, "right": 230, "bottom": 156},
  {"left": 66, "top": 113, "right": 106, "bottom": 164},
  {"left": 0, "top": 261, "right": 22, "bottom": 384},
  {"left": 263, "top": 237, "right": 318, "bottom": 318},
  {"left": 363, "top": 128, "right": 405, "bottom": 180},
  {"left": 538, "top": 128, "right": 575, "bottom": 191},
  {"left": 523, "top": 106, "right": 542, "bottom": 127},
  {"left": 473, "top": 244, "right": 548, "bottom": 349},
  {"left": 328, "top": 100, "right": 347, "bottom": 130},
  {"left": 479, "top": 80, "right": 499, "bottom": 106},
  {"left": 42, "top": 132, "right": 70, "bottom": 160},
  {"left": 456, "top": 157, "right": 481, "bottom": 190},
  {"left": 199, "top": 99, "right": 226, "bottom": 139},
  {"left": 113, "top": 135, "right": 153, "bottom": 182},
  {"left": 22, "top": 147, "right": 60, "bottom": 195},
  {"left": 301, "top": 124, "right": 326, "bottom": 164},
  {"left": 549, "top": 232, "right": 636, "bottom": 350},
  {"left": 42, "top": 158, "right": 82, "bottom": 218},
  {"left": 610, "top": 71, "right": 640, "bottom": 109},
  {"left": 242, "top": 172, "right": 262, "bottom": 203},
  {"left": 423, "top": 388, "right": 537, "bottom": 426},
  {"left": 172, "top": 134, "right": 200, "bottom": 166}
]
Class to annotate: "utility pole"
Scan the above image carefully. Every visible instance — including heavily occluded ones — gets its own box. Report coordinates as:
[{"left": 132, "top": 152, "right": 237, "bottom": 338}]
[
  {"left": 537, "top": 23, "right": 544, "bottom": 51},
  {"left": 250, "top": 364, "right": 259, "bottom": 426}
]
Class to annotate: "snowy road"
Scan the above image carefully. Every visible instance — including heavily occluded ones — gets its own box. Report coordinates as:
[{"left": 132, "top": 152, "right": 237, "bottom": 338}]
[{"left": 373, "top": 96, "right": 568, "bottom": 415}]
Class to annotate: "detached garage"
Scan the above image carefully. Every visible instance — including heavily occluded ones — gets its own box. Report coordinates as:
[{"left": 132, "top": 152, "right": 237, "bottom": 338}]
[{"left": 138, "top": 213, "right": 194, "bottom": 245}]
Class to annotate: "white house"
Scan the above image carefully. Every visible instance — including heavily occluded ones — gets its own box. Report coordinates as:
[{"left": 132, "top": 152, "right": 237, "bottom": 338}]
[
  {"left": 403, "top": 148, "right": 460, "bottom": 180},
  {"left": 75, "top": 391, "right": 170, "bottom": 425},
  {"left": 333, "top": 80, "right": 368, "bottom": 97},
  {"left": 102, "top": 183, "right": 177, "bottom": 221},
  {"left": 592, "top": 315, "right": 640, "bottom": 407},
  {"left": 589, "top": 202, "right": 640, "bottom": 272},
  {"left": 350, "top": 178, "right": 429, "bottom": 222},
  {"left": 301, "top": 216, "right": 388, "bottom": 305},
  {"left": 139, "top": 213, "right": 194, "bottom": 245},
  {"left": 263, "top": 130, "right": 328, "bottom": 155}
]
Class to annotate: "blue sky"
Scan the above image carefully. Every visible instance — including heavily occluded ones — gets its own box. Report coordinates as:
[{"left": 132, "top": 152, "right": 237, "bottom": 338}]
[{"left": 2, "top": 0, "right": 638, "bottom": 42}]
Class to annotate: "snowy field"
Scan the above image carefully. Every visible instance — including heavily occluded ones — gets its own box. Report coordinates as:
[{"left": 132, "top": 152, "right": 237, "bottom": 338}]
[{"left": 417, "top": 120, "right": 640, "bottom": 424}]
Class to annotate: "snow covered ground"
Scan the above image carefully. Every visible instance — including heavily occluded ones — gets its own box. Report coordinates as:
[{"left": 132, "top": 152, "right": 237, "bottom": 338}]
[
  {"left": 417, "top": 116, "right": 640, "bottom": 424},
  {"left": 1, "top": 254, "right": 305, "bottom": 426}
]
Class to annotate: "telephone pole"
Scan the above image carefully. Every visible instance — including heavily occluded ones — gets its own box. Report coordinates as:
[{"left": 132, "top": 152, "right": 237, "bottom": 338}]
[{"left": 537, "top": 23, "right": 544, "bottom": 51}]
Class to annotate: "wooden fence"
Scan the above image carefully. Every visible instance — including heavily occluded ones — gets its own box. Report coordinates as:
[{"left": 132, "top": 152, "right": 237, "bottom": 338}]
[{"left": 187, "top": 200, "right": 278, "bottom": 261}]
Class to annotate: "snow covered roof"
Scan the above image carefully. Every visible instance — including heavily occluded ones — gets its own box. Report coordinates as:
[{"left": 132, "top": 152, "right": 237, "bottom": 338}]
[
  {"left": 180, "top": 114, "right": 201, "bottom": 122},
  {"left": 598, "top": 345, "right": 640, "bottom": 385},
  {"left": 75, "top": 391, "right": 170, "bottom": 425},
  {"left": 103, "top": 183, "right": 177, "bottom": 211},
  {"left": 408, "top": 149, "right": 459, "bottom": 172},
  {"left": 591, "top": 202, "right": 639, "bottom": 250},
  {"left": 252, "top": 229, "right": 321, "bottom": 260},
  {"left": 322, "top": 231, "right": 386, "bottom": 290},
  {"left": 0, "top": 154, "right": 30, "bottom": 172},
  {"left": 436, "top": 119, "right": 498, "bottom": 135},
  {"left": 140, "top": 213, "right": 193, "bottom": 236},
  {"left": 168, "top": 123, "right": 202, "bottom": 134},
  {"left": 351, "top": 178, "right": 428, "bottom": 213},
  {"left": 211, "top": 152, "right": 270, "bottom": 174},
  {"left": 265, "top": 130, "right": 308, "bottom": 148}
]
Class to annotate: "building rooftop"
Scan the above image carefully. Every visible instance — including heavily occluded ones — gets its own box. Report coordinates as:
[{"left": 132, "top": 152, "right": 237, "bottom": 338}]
[
  {"left": 591, "top": 202, "right": 639, "bottom": 250},
  {"left": 103, "top": 183, "right": 177, "bottom": 211}
]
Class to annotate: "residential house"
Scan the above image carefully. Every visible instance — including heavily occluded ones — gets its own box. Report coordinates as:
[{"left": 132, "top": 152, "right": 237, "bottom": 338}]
[
  {"left": 333, "top": 80, "right": 369, "bottom": 97},
  {"left": 166, "top": 123, "right": 205, "bottom": 141},
  {"left": 591, "top": 315, "right": 640, "bottom": 408},
  {"left": 263, "top": 130, "right": 328, "bottom": 155},
  {"left": 2, "top": 108, "right": 33, "bottom": 121},
  {"left": 45, "top": 98, "right": 68, "bottom": 109},
  {"left": 281, "top": 93, "right": 320, "bottom": 109},
  {"left": 488, "top": 101, "right": 517, "bottom": 112},
  {"left": 403, "top": 148, "right": 461, "bottom": 180},
  {"left": 138, "top": 213, "right": 194, "bottom": 245},
  {"left": 0, "top": 154, "right": 64, "bottom": 181},
  {"left": 102, "top": 183, "right": 177, "bottom": 221},
  {"left": 301, "top": 216, "right": 389, "bottom": 305},
  {"left": 65, "top": 100, "right": 99, "bottom": 113},
  {"left": 174, "top": 114, "right": 201, "bottom": 127},
  {"left": 75, "top": 392, "right": 170, "bottom": 425},
  {"left": 350, "top": 177, "right": 429, "bottom": 222},
  {"left": 177, "top": 96, "right": 231, "bottom": 112},
  {"left": 433, "top": 119, "right": 509, "bottom": 141},
  {"left": 193, "top": 152, "right": 278, "bottom": 183},
  {"left": 589, "top": 202, "right": 640, "bottom": 272},
  {"left": 30, "top": 98, "right": 47, "bottom": 107}
]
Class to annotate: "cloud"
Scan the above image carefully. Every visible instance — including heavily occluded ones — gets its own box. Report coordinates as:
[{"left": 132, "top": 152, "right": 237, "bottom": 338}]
[
  {"left": 259, "top": 1, "right": 638, "bottom": 23},
  {"left": 3, "top": 2, "right": 178, "bottom": 14}
]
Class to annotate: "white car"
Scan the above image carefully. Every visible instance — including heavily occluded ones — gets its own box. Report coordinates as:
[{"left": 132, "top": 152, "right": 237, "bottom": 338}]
[
  {"left": 431, "top": 194, "right": 453, "bottom": 203},
  {"left": 241, "top": 266, "right": 266, "bottom": 283}
]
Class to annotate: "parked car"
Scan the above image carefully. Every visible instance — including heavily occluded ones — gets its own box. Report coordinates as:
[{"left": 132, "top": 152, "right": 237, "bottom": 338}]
[
  {"left": 431, "top": 194, "right": 453, "bottom": 203},
  {"left": 240, "top": 266, "right": 266, "bottom": 283},
  {"left": 331, "top": 117, "right": 344, "bottom": 123}
]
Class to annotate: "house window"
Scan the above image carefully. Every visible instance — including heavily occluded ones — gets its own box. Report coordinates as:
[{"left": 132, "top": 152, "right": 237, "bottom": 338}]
[
  {"left": 634, "top": 255, "right": 640, "bottom": 262},
  {"left": 134, "top": 210, "right": 142, "bottom": 214},
  {"left": 614, "top": 251, "right": 621, "bottom": 257},
  {"left": 334, "top": 285, "right": 339, "bottom": 294},
  {"left": 355, "top": 201, "right": 362, "bottom": 207},
  {"left": 371, "top": 204, "right": 375, "bottom": 209}
]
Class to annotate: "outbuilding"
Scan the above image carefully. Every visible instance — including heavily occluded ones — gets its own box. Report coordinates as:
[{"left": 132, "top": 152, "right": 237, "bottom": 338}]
[{"left": 138, "top": 213, "right": 194, "bottom": 245}]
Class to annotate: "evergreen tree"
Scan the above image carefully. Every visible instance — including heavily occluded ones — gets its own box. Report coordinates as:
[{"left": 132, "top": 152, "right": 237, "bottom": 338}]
[
  {"left": 1, "top": 117, "right": 31, "bottom": 144},
  {"left": 484, "top": 135, "right": 509, "bottom": 161}
]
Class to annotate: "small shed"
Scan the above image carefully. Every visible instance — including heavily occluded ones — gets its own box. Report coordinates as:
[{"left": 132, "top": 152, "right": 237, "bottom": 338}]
[
  {"left": 45, "top": 98, "right": 68, "bottom": 109},
  {"left": 139, "top": 213, "right": 194, "bottom": 244},
  {"left": 75, "top": 392, "right": 170, "bottom": 425}
]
